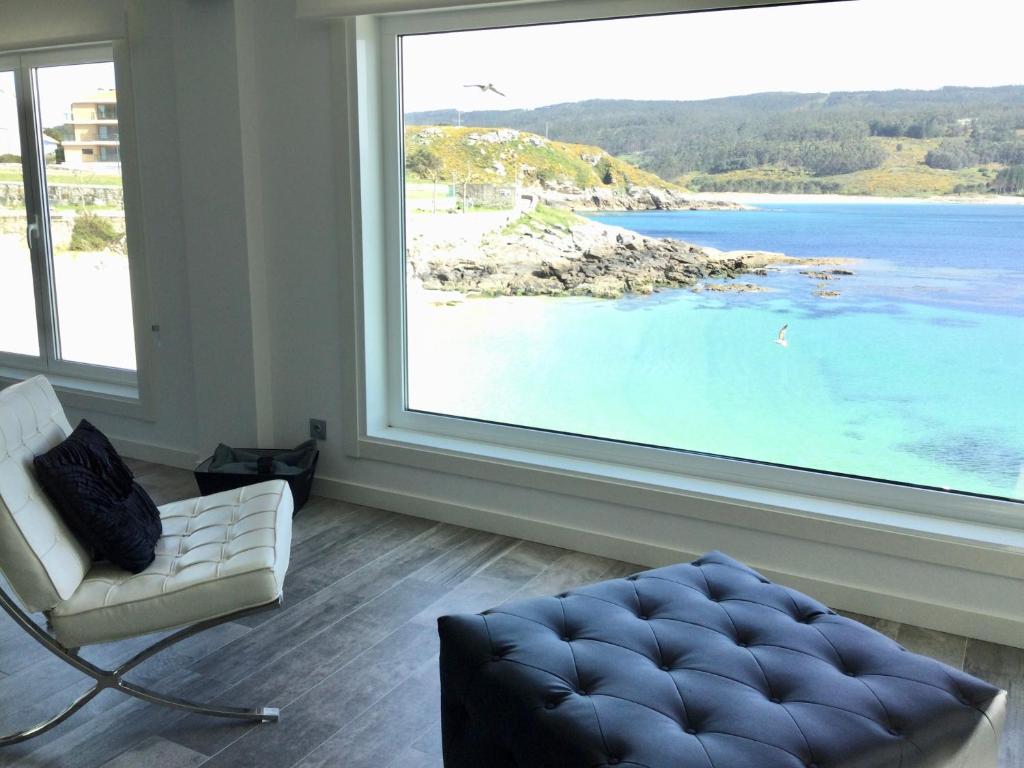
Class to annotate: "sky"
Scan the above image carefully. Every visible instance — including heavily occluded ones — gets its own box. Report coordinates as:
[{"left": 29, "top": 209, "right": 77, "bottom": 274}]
[
  {"left": 401, "top": 0, "right": 1024, "bottom": 114},
  {"left": 36, "top": 62, "right": 116, "bottom": 128}
]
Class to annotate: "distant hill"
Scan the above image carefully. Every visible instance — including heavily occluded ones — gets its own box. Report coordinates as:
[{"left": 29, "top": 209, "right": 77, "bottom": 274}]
[{"left": 407, "top": 86, "right": 1024, "bottom": 196}]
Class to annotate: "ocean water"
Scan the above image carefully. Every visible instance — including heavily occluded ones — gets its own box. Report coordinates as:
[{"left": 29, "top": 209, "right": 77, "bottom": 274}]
[{"left": 407, "top": 203, "right": 1024, "bottom": 501}]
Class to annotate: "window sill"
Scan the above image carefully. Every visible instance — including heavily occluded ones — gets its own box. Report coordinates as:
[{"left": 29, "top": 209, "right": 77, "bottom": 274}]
[
  {"left": 357, "top": 424, "right": 1024, "bottom": 581},
  {"left": 0, "top": 366, "right": 150, "bottom": 421}
]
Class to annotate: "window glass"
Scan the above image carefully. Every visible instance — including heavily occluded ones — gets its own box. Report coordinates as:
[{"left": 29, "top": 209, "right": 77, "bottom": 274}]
[
  {"left": 35, "top": 61, "right": 136, "bottom": 370},
  {"left": 400, "top": 0, "right": 1024, "bottom": 501}
]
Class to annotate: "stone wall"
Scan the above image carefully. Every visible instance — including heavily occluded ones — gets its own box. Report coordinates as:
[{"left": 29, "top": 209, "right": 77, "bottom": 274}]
[{"left": 0, "top": 181, "right": 123, "bottom": 208}]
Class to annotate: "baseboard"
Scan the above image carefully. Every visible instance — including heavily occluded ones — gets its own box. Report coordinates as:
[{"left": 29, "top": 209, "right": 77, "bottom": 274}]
[
  {"left": 112, "top": 437, "right": 198, "bottom": 470},
  {"left": 313, "top": 474, "right": 1024, "bottom": 649}
]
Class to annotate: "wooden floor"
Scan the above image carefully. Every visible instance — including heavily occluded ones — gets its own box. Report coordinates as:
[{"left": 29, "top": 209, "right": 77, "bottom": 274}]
[{"left": 0, "top": 461, "right": 1020, "bottom": 767}]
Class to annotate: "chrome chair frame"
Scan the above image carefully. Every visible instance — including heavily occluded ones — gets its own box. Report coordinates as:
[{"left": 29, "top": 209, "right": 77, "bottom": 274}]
[{"left": 0, "top": 583, "right": 281, "bottom": 747}]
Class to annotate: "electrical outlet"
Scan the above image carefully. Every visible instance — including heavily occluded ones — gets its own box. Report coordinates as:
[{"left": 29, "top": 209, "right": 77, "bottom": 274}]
[{"left": 309, "top": 419, "right": 327, "bottom": 440}]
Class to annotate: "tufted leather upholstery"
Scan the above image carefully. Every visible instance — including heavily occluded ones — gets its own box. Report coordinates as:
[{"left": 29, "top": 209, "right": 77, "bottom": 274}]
[
  {"left": 439, "top": 552, "right": 1006, "bottom": 768},
  {"left": 51, "top": 481, "right": 292, "bottom": 647},
  {"left": 0, "top": 377, "right": 92, "bottom": 612},
  {"left": 1, "top": 375, "right": 294, "bottom": 650}
]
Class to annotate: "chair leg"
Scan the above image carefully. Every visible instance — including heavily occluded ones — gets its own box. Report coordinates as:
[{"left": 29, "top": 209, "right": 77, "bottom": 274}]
[
  {"left": 0, "top": 587, "right": 284, "bottom": 747},
  {"left": 0, "top": 685, "right": 102, "bottom": 746}
]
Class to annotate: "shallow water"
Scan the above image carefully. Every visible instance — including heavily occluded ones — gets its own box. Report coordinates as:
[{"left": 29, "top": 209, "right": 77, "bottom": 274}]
[{"left": 408, "top": 203, "right": 1024, "bottom": 501}]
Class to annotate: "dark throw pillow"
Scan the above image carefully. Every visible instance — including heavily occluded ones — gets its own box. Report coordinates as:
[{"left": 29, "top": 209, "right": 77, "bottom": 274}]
[{"left": 33, "top": 420, "right": 162, "bottom": 574}]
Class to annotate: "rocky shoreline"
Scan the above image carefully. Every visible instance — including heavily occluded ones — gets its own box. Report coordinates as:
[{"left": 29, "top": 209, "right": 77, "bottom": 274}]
[
  {"left": 538, "top": 184, "right": 748, "bottom": 212},
  {"left": 408, "top": 212, "right": 853, "bottom": 300}
]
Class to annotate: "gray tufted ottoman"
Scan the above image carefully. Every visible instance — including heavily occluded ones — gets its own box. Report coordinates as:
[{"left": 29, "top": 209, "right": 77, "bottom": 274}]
[{"left": 438, "top": 552, "right": 1006, "bottom": 767}]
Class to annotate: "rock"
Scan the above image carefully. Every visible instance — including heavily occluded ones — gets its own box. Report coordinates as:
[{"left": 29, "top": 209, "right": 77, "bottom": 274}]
[
  {"left": 801, "top": 271, "right": 837, "bottom": 280},
  {"left": 694, "top": 282, "right": 770, "bottom": 294},
  {"left": 407, "top": 211, "right": 857, "bottom": 300},
  {"left": 583, "top": 276, "right": 627, "bottom": 299},
  {"left": 466, "top": 129, "right": 520, "bottom": 145},
  {"left": 538, "top": 185, "right": 746, "bottom": 213},
  {"left": 710, "top": 250, "right": 788, "bottom": 268},
  {"left": 815, "top": 289, "right": 841, "bottom": 298},
  {"left": 831, "top": 269, "right": 855, "bottom": 275}
]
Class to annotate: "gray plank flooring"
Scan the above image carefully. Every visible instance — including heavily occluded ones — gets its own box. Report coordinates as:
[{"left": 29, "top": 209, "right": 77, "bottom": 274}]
[{"left": 0, "top": 461, "right": 1018, "bottom": 767}]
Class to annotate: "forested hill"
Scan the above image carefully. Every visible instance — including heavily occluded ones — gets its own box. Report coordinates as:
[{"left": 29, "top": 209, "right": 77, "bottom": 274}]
[{"left": 406, "top": 86, "right": 1024, "bottom": 196}]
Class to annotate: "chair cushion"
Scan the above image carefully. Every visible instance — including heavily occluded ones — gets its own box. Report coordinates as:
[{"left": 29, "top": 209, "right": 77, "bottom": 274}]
[
  {"left": 439, "top": 551, "right": 1006, "bottom": 768},
  {"left": 33, "top": 420, "right": 162, "bottom": 574},
  {"left": 50, "top": 480, "right": 293, "bottom": 647},
  {"left": 0, "top": 376, "right": 91, "bottom": 612}
]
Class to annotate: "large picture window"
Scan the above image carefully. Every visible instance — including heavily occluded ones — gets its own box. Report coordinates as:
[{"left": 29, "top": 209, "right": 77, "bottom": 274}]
[
  {"left": 0, "top": 45, "right": 139, "bottom": 380},
  {"left": 378, "top": 0, "right": 1024, "bottom": 511}
]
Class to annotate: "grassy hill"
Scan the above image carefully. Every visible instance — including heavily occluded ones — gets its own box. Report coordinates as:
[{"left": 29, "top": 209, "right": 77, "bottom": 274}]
[
  {"left": 683, "top": 136, "right": 1003, "bottom": 197},
  {"left": 407, "top": 86, "right": 1024, "bottom": 197},
  {"left": 404, "top": 125, "right": 678, "bottom": 191}
]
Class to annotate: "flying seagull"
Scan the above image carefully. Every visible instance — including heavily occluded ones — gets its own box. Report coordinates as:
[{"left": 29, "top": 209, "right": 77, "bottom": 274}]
[
  {"left": 774, "top": 324, "right": 789, "bottom": 347},
  {"left": 464, "top": 83, "right": 506, "bottom": 97}
]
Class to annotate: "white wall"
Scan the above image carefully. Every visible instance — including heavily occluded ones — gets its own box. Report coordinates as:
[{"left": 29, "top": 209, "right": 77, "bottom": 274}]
[
  {"left": 0, "top": 0, "right": 127, "bottom": 50},
  {"left": 1, "top": 0, "right": 200, "bottom": 463},
  {"left": 2, "top": 0, "right": 1020, "bottom": 647},
  {"left": 1, "top": 0, "right": 272, "bottom": 463}
]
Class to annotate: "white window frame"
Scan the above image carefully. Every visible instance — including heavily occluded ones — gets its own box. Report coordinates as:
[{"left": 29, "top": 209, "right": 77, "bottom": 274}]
[
  {"left": 0, "top": 42, "right": 154, "bottom": 416},
  {"left": 335, "top": 0, "right": 1024, "bottom": 534}
]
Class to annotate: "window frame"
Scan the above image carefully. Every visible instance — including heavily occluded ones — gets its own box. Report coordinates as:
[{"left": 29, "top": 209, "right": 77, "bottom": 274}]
[
  {"left": 338, "top": 0, "right": 1024, "bottom": 533},
  {"left": 0, "top": 41, "right": 153, "bottom": 412}
]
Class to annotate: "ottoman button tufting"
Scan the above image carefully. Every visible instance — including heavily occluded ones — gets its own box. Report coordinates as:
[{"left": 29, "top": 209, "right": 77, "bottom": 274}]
[{"left": 438, "top": 551, "right": 1005, "bottom": 768}]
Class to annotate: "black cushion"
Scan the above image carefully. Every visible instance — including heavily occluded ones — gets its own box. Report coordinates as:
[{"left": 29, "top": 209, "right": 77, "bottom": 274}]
[
  {"left": 438, "top": 551, "right": 1002, "bottom": 768},
  {"left": 34, "top": 420, "right": 162, "bottom": 574}
]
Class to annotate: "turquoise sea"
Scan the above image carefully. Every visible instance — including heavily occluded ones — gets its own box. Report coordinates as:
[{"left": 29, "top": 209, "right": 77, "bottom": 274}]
[{"left": 407, "top": 203, "right": 1024, "bottom": 501}]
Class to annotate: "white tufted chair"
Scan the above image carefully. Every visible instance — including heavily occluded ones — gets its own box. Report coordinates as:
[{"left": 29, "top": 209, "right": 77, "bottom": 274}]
[{"left": 0, "top": 376, "right": 293, "bottom": 745}]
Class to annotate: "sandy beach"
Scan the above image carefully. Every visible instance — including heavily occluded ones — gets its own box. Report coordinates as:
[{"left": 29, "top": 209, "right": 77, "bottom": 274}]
[{"left": 687, "top": 191, "right": 1024, "bottom": 206}]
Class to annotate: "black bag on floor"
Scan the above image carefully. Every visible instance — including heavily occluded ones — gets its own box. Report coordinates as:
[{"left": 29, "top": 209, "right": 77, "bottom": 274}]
[{"left": 194, "top": 440, "right": 319, "bottom": 514}]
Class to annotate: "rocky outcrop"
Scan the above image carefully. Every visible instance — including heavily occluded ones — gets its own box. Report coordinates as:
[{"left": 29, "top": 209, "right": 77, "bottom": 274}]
[
  {"left": 693, "top": 282, "right": 771, "bottom": 294},
  {"left": 408, "top": 214, "right": 850, "bottom": 300},
  {"left": 538, "top": 184, "right": 746, "bottom": 212}
]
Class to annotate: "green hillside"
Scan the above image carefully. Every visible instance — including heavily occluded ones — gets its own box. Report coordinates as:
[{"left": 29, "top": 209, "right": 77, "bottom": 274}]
[
  {"left": 407, "top": 86, "right": 1024, "bottom": 197},
  {"left": 683, "top": 136, "right": 1004, "bottom": 197},
  {"left": 404, "top": 125, "right": 678, "bottom": 191}
]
